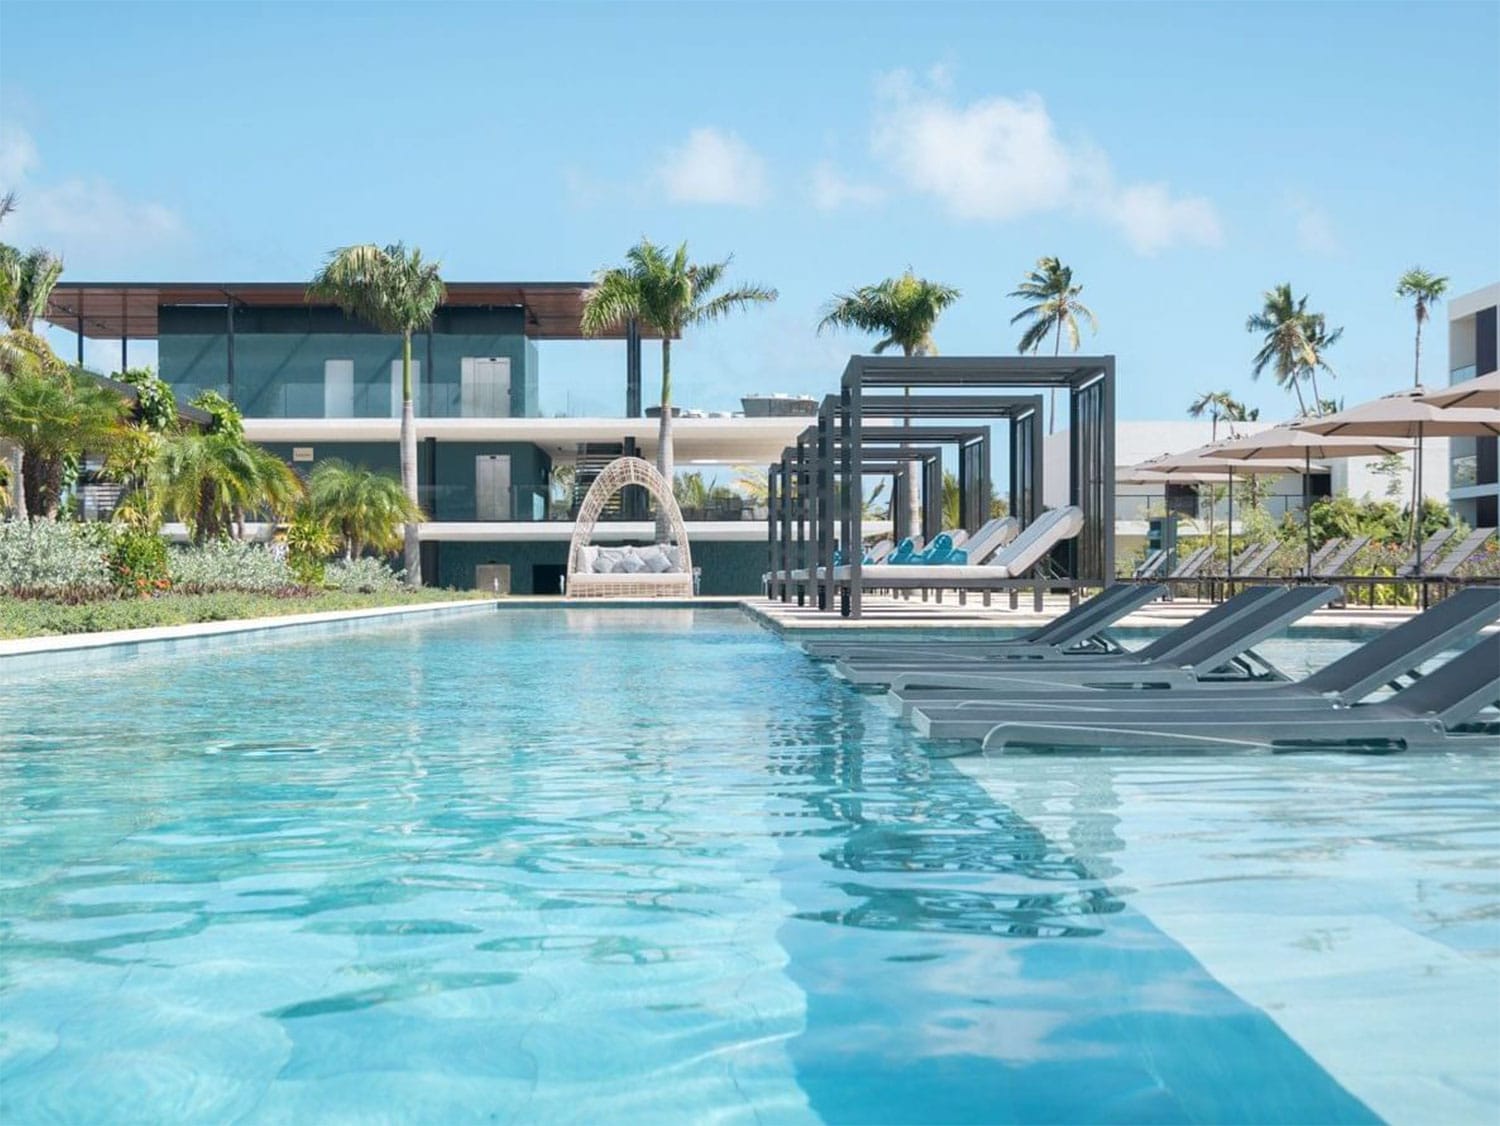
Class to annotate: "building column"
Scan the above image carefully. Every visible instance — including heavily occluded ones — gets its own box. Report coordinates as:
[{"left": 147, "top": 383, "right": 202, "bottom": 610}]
[
  {"left": 120, "top": 289, "right": 128, "bottom": 374},
  {"left": 76, "top": 308, "right": 84, "bottom": 368}
]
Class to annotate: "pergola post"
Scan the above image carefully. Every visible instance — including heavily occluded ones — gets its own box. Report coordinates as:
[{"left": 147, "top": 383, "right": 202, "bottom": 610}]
[{"left": 625, "top": 318, "right": 641, "bottom": 417}]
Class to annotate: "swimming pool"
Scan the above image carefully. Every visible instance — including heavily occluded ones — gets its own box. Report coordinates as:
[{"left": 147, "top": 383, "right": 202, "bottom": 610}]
[{"left": 1, "top": 609, "right": 1495, "bottom": 1123}]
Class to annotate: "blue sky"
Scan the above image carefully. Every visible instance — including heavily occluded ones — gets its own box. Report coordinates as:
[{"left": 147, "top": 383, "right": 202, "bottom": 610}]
[{"left": 3, "top": 1, "right": 1497, "bottom": 421}]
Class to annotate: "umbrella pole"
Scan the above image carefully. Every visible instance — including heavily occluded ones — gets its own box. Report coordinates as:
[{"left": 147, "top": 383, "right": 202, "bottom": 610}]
[
  {"left": 1304, "top": 451, "right": 1313, "bottom": 578},
  {"left": 1413, "top": 423, "right": 1425, "bottom": 573},
  {"left": 1226, "top": 469, "right": 1234, "bottom": 594}
]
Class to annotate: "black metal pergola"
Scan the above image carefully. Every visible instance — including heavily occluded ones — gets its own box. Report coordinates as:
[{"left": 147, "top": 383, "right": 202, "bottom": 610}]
[{"left": 765, "top": 355, "right": 1114, "bottom": 618}]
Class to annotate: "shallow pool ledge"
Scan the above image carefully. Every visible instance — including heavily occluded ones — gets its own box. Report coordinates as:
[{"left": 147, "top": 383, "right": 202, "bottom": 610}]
[{"left": 0, "top": 598, "right": 502, "bottom": 674}]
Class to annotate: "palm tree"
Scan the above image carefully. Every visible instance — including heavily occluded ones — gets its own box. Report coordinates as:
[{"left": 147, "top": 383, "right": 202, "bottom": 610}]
[
  {"left": 1008, "top": 257, "right": 1098, "bottom": 434},
  {"left": 581, "top": 239, "right": 777, "bottom": 539},
  {"left": 0, "top": 243, "right": 65, "bottom": 519},
  {"left": 0, "top": 355, "right": 128, "bottom": 518},
  {"left": 819, "top": 269, "right": 960, "bottom": 533},
  {"left": 1247, "top": 284, "right": 1334, "bottom": 416},
  {"left": 306, "top": 459, "right": 422, "bottom": 560},
  {"left": 0, "top": 245, "right": 64, "bottom": 333},
  {"left": 151, "top": 431, "right": 302, "bottom": 543},
  {"left": 1395, "top": 267, "right": 1449, "bottom": 388},
  {"left": 1187, "top": 390, "right": 1247, "bottom": 442},
  {"left": 308, "top": 243, "right": 445, "bottom": 584}
]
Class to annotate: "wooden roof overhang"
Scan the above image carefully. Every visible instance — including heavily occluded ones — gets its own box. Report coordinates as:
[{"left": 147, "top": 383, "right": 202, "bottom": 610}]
[{"left": 43, "top": 281, "right": 663, "bottom": 341}]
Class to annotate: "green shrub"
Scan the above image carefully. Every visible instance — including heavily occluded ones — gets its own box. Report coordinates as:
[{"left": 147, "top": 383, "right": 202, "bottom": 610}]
[
  {"left": 284, "top": 514, "right": 337, "bottom": 587},
  {"left": 324, "top": 556, "right": 405, "bottom": 594},
  {"left": 109, "top": 529, "right": 170, "bottom": 596},
  {"left": 0, "top": 518, "right": 113, "bottom": 598},
  {"left": 168, "top": 540, "right": 296, "bottom": 593}
]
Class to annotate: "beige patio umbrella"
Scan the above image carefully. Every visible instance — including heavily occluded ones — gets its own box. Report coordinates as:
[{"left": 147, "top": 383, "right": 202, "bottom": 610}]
[
  {"left": 1133, "top": 444, "right": 1318, "bottom": 577},
  {"left": 1296, "top": 389, "right": 1500, "bottom": 565},
  {"left": 1206, "top": 427, "right": 1413, "bottom": 575},
  {"left": 1418, "top": 371, "right": 1500, "bottom": 410}
]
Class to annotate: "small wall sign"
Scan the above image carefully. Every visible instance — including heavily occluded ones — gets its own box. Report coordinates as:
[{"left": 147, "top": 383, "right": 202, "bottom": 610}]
[{"left": 292, "top": 447, "right": 315, "bottom": 463}]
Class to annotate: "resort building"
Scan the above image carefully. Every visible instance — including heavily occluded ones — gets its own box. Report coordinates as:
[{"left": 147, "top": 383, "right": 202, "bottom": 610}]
[
  {"left": 1448, "top": 282, "right": 1499, "bottom": 528},
  {"left": 41, "top": 282, "right": 809, "bottom": 593}
]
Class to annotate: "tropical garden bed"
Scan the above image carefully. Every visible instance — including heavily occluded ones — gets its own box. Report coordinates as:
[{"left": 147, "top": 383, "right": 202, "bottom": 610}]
[{"left": 0, "top": 587, "right": 484, "bottom": 640}]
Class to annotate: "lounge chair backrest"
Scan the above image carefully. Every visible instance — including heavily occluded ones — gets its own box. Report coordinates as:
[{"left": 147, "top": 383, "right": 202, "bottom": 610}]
[
  {"left": 1135, "top": 585, "right": 1283, "bottom": 661},
  {"left": 1318, "top": 535, "right": 1371, "bottom": 576},
  {"left": 1427, "top": 528, "right": 1496, "bottom": 577},
  {"left": 1175, "top": 585, "right": 1338, "bottom": 672},
  {"left": 1135, "top": 549, "right": 1166, "bottom": 579},
  {"left": 1023, "top": 582, "right": 1166, "bottom": 648},
  {"left": 1235, "top": 542, "right": 1280, "bottom": 577},
  {"left": 1170, "top": 546, "right": 1213, "bottom": 579},
  {"left": 1297, "top": 538, "right": 1343, "bottom": 577},
  {"left": 1386, "top": 632, "right": 1500, "bottom": 727},
  {"left": 962, "top": 516, "right": 1021, "bottom": 565},
  {"left": 865, "top": 539, "right": 894, "bottom": 564},
  {"left": 986, "top": 507, "right": 1084, "bottom": 575},
  {"left": 1396, "top": 527, "right": 1455, "bottom": 576},
  {"left": 1303, "top": 587, "right": 1500, "bottom": 700}
]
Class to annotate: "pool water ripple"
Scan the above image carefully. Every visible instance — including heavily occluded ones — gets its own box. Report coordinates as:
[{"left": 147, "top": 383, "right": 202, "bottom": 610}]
[{"left": 0, "top": 609, "right": 1490, "bottom": 1123}]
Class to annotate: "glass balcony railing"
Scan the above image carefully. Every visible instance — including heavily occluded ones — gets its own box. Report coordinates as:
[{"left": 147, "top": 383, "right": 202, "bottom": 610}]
[
  {"left": 1451, "top": 455, "right": 1479, "bottom": 488},
  {"left": 1450, "top": 364, "right": 1479, "bottom": 384},
  {"left": 243, "top": 382, "right": 516, "bottom": 420}
]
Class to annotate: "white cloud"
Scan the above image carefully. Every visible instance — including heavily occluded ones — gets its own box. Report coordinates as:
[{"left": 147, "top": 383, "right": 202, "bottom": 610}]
[
  {"left": 0, "top": 123, "right": 185, "bottom": 265},
  {"left": 0, "top": 124, "right": 39, "bottom": 185},
  {"left": 809, "top": 160, "right": 884, "bottom": 211},
  {"left": 1289, "top": 195, "right": 1338, "bottom": 254},
  {"left": 868, "top": 71, "right": 1223, "bottom": 253},
  {"left": 657, "top": 127, "right": 769, "bottom": 207},
  {"left": 1104, "top": 182, "right": 1225, "bottom": 255}
]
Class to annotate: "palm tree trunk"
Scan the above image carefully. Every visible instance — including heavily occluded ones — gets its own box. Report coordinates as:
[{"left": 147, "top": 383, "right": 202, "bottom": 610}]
[
  {"left": 8, "top": 446, "right": 26, "bottom": 520},
  {"left": 656, "top": 337, "right": 674, "bottom": 542},
  {"left": 1413, "top": 315, "right": 1423, "bottom": 389},
  {"left": 1307, "top": 367, "right": 1323, "bottom": 416},
  {"left": 1286, "top": 367, "right": 1308, "bottom": 415},
  {"left": 399, "top": 330, "right": 421, "bottom": 586}
]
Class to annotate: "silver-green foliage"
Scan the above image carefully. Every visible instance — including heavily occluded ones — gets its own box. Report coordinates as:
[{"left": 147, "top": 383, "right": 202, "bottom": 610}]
[
  {"left": 168, "top": 540, "right": 294, "bottom": 593},
  {"left": 0, "top": 518, "right": 112, "bottom": 596},
  {"left": 324, "top": 556, "right": 406, "bottom": 594}
]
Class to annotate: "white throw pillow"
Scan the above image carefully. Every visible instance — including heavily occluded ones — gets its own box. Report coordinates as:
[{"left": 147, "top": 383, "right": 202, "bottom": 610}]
[
  {"left": 643, "top": 550, "right": 672, "bottom": 574},
  {"left": 619, "top": 552, "right": 648, "bottom": 574},
  {"left": 579, "top": 545, "right": 600, "bottom": 574}
]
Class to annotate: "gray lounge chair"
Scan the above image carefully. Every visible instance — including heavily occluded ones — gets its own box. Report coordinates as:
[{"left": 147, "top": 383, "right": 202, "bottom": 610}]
[
  {"left": 1395, "top": 528, "right": 1456, "bottom": 577},
  {"left": 964, "top": 632, "right": 1500, "bottom": 754},
  {"left": 907, "top": 587, "right": 1500, "bottom": 739},
  {"left": 1167, "top": 545, "right": 1214, "bottom": 580},
  {"left": 1233, "top": 541, "right": 1282, "bottom": 578},
  {"left": 1316, "top": 535, "right": 1371, "bottom": 577},
  {"left": 1134, "top": 549, "right": 1168, "bottom": 579},
  {"left": 1294, "top": 537, "right": 1345, "bottom": 579},
  {"left": 842, "top": 585, "right": 1291, "bottom": 691},
  {"left": 873, "top": 585, "right": 1337, "bottom": 697},
  {"left": 804, "top": 582, "right": 1165, "bottom": 664},
  {"left": 1428, "top": 528, "right": 1496, "bottom": 579}
]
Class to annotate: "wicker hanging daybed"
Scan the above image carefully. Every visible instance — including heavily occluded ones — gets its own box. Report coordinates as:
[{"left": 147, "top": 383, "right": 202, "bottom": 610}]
[{"left": 565, "top": 457, "right": 695, "bottom": 598}]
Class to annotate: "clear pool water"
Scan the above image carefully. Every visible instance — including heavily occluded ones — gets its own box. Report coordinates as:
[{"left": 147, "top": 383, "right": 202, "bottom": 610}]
[{"left": 1, "top": 609, "right": 1496, "bottom": 1123}]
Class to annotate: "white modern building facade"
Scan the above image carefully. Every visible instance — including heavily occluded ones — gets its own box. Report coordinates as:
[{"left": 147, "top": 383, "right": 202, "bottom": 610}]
[{"left": 1448, "top": 282, "right": 1499, "bottom": 528}]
